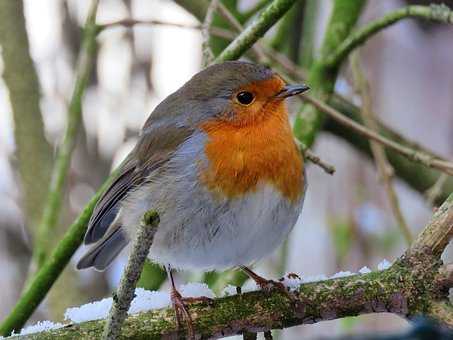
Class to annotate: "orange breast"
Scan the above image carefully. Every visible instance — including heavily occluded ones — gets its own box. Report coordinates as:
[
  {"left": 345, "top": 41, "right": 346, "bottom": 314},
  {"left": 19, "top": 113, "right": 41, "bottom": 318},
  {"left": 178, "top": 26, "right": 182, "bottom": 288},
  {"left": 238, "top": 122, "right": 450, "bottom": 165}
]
[{"left": 199, "top": 101, "right": 304, "bottom": 203}]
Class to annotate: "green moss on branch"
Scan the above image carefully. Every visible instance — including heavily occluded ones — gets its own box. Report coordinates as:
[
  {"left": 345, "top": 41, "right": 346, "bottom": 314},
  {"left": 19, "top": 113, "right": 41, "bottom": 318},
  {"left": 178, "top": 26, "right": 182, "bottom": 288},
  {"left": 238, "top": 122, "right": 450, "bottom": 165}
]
[{"left": 215, "top": 0, "right": 299, "bottom": 62}]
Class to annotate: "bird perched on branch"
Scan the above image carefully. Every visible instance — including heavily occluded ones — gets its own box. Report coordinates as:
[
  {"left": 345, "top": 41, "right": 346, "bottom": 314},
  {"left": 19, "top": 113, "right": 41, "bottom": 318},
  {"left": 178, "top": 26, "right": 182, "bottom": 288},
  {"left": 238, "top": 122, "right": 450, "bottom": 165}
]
[{"left": 77, "top": 61, "right": 309, "bottom": 335}]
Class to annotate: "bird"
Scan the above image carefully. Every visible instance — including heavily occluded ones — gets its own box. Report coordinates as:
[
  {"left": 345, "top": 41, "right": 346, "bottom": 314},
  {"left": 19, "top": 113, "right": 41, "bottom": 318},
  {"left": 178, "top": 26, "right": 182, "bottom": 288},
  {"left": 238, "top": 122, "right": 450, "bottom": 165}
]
[{"left": 77, "top": 60, "right": 309, "bottom": 335}]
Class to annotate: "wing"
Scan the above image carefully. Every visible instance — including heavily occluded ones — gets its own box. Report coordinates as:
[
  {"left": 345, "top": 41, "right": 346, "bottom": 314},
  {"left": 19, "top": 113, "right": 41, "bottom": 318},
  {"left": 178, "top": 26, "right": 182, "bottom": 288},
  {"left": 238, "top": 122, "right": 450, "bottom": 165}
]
[{"left": 83, "top": 122, "right": 193, "bottom": 245}]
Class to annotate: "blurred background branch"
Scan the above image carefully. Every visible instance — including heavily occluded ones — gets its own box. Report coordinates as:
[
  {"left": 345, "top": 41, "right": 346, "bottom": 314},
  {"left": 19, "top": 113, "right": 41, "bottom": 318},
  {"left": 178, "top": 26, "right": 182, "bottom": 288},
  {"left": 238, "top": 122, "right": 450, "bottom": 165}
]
[{"left": 0, "top": 1, "right": 53, "bottom": 240}]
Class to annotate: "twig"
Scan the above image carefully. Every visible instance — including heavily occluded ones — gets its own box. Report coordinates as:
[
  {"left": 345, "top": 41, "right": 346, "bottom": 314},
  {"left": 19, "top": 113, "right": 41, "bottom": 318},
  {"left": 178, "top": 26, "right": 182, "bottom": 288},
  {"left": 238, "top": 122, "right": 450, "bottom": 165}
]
[
  {"left": 97, "top": 19, "right": 201, "bottom": 31},
  {"left": 294, "top": 139, "right": 335, "bottom": 175},
  {"left": 325, "top": 4, "right": 453, "bottom": 68},
  {"left": 201, "top": 0, "right": 218, "bottom": 66},
  {"left": 301, "top": 94, "right": 453, "bottom": 177},
  {"left": 215, "top": 0, "right": 299, "bottom": 62},
  {"left": 34, "top": 0, "right": 99, "bottom": 268},
  {"left": 325, "top": 95, "right": 453, "bottom": 206},
  {"left": 350, "top": 52, "right": 412, "bottom": 245},
  {"left": 426, "top": 174, "right": 449, "bottom": 207},
  {"left": 11, "top": 194, "right": 453, "bottom": 339},
  {"left": 103, "top": 211, "right": 160, "bottom": 340}
]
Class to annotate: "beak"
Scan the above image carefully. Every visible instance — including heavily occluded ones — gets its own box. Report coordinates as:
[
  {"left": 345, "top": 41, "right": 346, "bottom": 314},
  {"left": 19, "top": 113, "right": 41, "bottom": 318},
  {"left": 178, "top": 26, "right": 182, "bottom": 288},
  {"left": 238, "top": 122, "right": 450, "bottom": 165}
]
[{"left": 276, "top": 84, "right": 310, "bottom": 98}]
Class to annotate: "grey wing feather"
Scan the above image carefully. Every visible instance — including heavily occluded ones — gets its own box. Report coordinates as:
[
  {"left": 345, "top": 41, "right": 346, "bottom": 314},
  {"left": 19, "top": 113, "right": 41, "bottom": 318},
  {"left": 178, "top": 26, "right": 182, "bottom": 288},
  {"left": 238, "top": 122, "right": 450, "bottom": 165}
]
[
  {"left": 84, "top": 156, "right": 141, "bottom": 244},
  {"left": 77, "top": 225, "right": 129, "bottom": 271}
]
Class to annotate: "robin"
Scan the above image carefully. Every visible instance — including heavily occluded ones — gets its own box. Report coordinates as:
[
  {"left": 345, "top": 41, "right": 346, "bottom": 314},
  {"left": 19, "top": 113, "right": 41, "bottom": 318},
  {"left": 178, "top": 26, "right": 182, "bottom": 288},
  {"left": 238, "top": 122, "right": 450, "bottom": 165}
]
[{"left": 77, "top": 61, "right": 309, "bottom": 334}]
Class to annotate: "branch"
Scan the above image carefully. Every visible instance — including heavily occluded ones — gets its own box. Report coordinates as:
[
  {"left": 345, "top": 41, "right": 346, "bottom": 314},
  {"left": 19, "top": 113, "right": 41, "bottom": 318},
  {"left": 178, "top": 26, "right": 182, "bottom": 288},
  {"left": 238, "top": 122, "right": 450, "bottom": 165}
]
[
  {"left": 103, "top": 212, "right": 160, "bottom": 339},
  {"left": 215, "top": 0, "right": 299, "bottom": 62},
  {"left": 302, "top": 94, "right": 453, "bottom": 176},
  {"left": 324, "top": 95, "right": 453, "bottom": 206},
  {"left": 34, "top": 0, "right": 99, "bottom": 268},
  {"left": 325, "top": 4, "right": 453, "bottom": 68},
  {"left": 293, "top": 0, "right": 366, "bottom": 148},
  {"left": 12, "top": 194, "right": 453, "bottom": 339},
  {"left": 350, "top": 53, "right": 412, "bottom": 245},
  {"left": 201, "top": 0, "right": 219, "bottom": 66},
  {"left": 97, "top": 19, "right": 200, "bottom": 31}
]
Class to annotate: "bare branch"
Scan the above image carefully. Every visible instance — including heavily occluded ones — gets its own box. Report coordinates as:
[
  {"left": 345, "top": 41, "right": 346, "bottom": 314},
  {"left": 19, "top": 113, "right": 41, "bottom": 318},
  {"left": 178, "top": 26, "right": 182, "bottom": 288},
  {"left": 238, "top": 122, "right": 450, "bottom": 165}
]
[
  {"left": 350, "top": 52, "right": 412, "bottom": 245},
  {"left": 300, "top": 95, "right": 453, "bottom": 177}
]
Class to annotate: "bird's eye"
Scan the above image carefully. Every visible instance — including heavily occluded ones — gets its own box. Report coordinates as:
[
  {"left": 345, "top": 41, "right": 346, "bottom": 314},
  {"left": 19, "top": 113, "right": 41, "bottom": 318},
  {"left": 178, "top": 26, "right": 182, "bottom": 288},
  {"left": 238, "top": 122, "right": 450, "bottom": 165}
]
[{"left": 236, "top": 91, "right": 255, "bottom": 106}]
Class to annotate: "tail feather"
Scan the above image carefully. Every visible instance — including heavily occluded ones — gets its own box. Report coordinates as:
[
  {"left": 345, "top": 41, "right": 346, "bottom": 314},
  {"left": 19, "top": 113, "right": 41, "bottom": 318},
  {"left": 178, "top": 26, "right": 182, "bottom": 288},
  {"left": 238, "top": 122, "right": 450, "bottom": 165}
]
[{"left": 77, "top": 227, "right": 129, "bottom": 271}]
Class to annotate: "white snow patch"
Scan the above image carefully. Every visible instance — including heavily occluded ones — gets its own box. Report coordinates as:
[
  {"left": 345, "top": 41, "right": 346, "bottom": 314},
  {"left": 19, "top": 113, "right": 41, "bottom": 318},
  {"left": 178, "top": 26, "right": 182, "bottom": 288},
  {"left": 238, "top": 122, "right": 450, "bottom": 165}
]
[
  {"left": 222, "top": 284, "right": 239, "bottom": 296},
  {"left": 330, "top": 271, "right": 354, "bottom": 279},
  {"left": 377, "top": 259, "right": 391, "bottom": 271},
  {"left": 64, "top": 283, "right": 217, "bottom": 324},
  {"left": 359, "top": 266, "right": 372, "bottom": 274},
  {"left": 301, "top": 274, "right": 328, "bottom": 283},
  {"left": 128, "top": 288, "right": 171, "bottom": 314},
  {"left": 179, "top": 283, "right": 215, "bottom": 299},
  {"left": 280, "top": 273, "right": 303, "bottom": 290},
  {"left": 19, "top": 320, "right": 64, "bottom": 335},
  {"left": 241, "top": 280, "right": 259, "bottom": 293},
  {"left": 64, "top": 297, "right": 113, "bottom": 323}
]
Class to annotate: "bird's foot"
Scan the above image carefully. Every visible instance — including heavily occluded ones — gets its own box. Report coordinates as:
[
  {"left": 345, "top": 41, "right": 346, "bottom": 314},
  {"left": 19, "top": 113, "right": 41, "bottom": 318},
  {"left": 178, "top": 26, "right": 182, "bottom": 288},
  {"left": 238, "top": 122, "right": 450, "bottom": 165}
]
[
  {"left": 241, "top": 266, "right": 305, "bottom": 317},
  {"left": 181, "top": 295, "right": 214, "bottom": 305},
  {"left": 170, "top": 288, "right": 195, "bottom": 339}
]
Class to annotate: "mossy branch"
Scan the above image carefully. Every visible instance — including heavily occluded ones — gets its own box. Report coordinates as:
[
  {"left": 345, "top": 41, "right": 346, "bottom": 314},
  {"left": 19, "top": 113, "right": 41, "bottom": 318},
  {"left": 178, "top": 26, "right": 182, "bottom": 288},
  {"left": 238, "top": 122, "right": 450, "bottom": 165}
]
[
  {"left": 33, "top": 0, "right": 99, "bottom": 269},
  {"left": 215, "top": 0, "right": 299, "bottom": 62},
  {"left": 12, "top": 194, "right": 453, "bottom": 339},
  {"left": 325, "top": 4, "right": 453, "bottom": 68},
  {"left": 103, "top": 211, "right": 160, "bottom": 340}
]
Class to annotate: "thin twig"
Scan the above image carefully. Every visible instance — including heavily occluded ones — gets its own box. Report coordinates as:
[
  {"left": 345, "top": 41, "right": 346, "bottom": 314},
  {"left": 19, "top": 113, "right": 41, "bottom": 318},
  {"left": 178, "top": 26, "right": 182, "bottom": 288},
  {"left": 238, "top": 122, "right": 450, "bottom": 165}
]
[
  {"left": 325, "top": 4, "right": 453, "bottom": 68},
  {"left": 300, "top": 94, "right": 453, "bottom": 176},
  {"left": 102, "top": 211, "right": 160, "bottom": 340},
  {"left": 33, "top": 0, "right": 100, "bottom": 269},
  {"left": 294, "top": 139, "right": 335, "bottom": 175},
  {"left": 350, "top": 52, "right": 412, "bottom": 245},
  {"left": 426, "top": 174, "right": 449, "bottom": 207},
  {"left": 97, "top": 19, "right": 201, "bottom": 31},
  {"left": 201, "top": 0, "right": 218, "bottom": 66}
]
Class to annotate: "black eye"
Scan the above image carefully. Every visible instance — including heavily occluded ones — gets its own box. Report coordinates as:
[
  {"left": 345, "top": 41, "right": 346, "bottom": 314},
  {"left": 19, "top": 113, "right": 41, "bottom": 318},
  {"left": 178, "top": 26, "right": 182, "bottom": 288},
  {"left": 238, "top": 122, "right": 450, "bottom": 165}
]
[{"left": 236, "top": 91, "right": 254, "bottom": 105}]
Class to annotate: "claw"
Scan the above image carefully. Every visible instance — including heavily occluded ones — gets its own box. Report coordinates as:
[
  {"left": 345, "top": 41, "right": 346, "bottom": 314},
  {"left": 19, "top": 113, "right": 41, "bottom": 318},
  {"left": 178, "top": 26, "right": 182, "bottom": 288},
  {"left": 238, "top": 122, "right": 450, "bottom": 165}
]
[
  {"left": 170, "top": 288, "right": 195, "bottom": 339},
  {"left": 241, "top": 266, "right": 305, "bottom": 317}
]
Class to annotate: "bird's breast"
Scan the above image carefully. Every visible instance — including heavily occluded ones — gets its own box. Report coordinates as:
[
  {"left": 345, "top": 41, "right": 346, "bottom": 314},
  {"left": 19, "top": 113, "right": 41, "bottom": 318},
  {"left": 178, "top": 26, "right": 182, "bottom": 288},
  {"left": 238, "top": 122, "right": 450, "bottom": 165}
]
[{"left": 199, "top": 108, "right": 304, "bottom": 203}]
